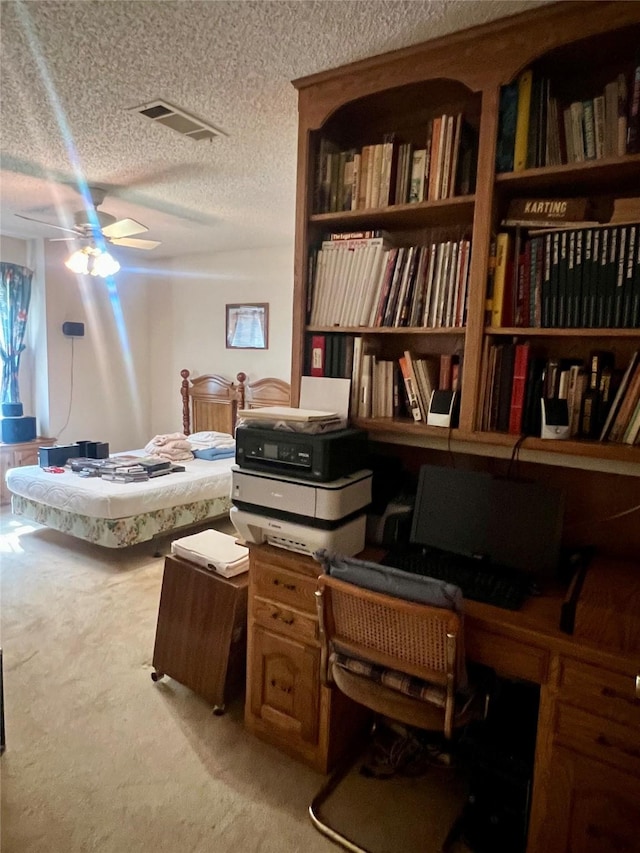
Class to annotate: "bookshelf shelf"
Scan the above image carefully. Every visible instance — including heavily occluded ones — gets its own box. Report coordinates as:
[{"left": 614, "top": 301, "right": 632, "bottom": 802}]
[
  {"left": 485, "top": 328, "right": 640, "bottom": 338},
  {"left": 309, "top": 195, "right": 475, "bottom": 232},
  {"left": 494, "top": 154, "right": 640, "bottom": 195},
  {"left": 352, "top": 418, "right": 640, "bottom": 474},
  {"left": 307, "top": 326, "right": 465, "bottom": 336}
]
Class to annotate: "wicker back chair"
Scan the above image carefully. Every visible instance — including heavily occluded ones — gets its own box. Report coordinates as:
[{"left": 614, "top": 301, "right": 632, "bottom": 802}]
[{"left": 310, "top": 573, "right": 480, "bottom": 853}]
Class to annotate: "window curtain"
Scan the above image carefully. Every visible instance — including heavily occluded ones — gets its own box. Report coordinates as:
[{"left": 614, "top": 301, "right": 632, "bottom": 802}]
[{"left": 0, "top": 262, "right": 33, "bottom": 404}]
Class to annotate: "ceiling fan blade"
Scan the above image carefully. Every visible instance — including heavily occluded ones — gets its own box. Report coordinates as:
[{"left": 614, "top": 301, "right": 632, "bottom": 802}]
[
  {"left": 14, "top": 214, "right": 80, "bottom": 236},
  {"left": 109, "top": 237, "right": 161, "bottom": 250},
  {"left": 101, "top": 218, "right": 148, "bottom": 239}
]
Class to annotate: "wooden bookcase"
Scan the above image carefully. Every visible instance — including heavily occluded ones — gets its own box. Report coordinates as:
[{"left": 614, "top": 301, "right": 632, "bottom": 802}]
[{"left": 290, "top": 1, "right": 640, "bottom": 474}]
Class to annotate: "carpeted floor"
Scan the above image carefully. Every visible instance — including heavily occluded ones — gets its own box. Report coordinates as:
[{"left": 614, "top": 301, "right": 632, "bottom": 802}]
[{"left": 0, "top": 509, "right": 471, "bottom": 853}]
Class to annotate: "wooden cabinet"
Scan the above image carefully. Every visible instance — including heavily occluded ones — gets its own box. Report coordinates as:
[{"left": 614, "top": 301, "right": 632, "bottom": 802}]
[
  {"left": 290, "top": 2, "right": 640, "bottom": 472},
  {"left": 534, "top": 746, "right": 640, "bottom": 853},
  {"left": 528, "top": 650, "right": 640, "bottom": 853},
  {"left": 0, "top": 438, "right": 55, "bottom": 506},
  {"left": 151, "top": 555, "right": 248, "bottom": 713},
  {"left": 245, "top": 544, "right": 370, "bottom": 773}
]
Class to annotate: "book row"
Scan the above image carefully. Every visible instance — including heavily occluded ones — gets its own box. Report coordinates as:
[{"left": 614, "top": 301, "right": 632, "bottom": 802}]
[
  {"left": 482, "top": 344, "right": 640, "bottom": 445},
  {"left": 308, "top": 235, "right": 472, "bottom": 329},
  {"left": 303, "top": 334, "right": 462, "bottom": 423},
  {"left": 314, "top": 116, "right": 477, "bottom": 214},
  {"left": 488, "top": 223, "right": 640, "bottom": 329},
  {"left": 496, "top": 57, "right": 640, "bottom": 173}
]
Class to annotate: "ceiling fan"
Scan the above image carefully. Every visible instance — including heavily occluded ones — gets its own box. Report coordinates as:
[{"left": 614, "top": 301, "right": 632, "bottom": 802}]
[{"left": 14, "top": 186, "right": 161, "bottom": 250}]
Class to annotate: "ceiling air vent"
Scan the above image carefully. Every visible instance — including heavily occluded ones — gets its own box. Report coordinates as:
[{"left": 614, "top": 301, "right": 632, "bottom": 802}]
[{"left": 128, "top": 100, "right": 226, "bottom": 142}]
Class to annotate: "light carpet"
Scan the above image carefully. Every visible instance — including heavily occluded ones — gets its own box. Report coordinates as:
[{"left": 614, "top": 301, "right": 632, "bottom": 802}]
[{"left": 0, "top": 509, "right": 471, "bottom": 853}]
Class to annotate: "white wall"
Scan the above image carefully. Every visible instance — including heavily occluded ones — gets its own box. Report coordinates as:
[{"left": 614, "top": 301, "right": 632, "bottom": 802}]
[
  {"left": 2, "top": 236, "right": 293, "bottom": 449},
  {"left": 42, "top": 241, "right": 151, "bottom": 452},
  {"left": 149, "top": 244, "right": 294, "bottom": 436}
]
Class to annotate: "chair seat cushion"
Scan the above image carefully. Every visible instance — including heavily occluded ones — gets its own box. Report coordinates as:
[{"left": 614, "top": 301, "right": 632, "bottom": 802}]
[{"left": 332, "top": 652, "right": 474, "bottom": 718}]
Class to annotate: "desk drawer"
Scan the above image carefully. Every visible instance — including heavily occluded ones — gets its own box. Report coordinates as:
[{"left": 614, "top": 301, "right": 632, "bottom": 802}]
[
  {"left": 559, "top": 657, "right": 640, "bottom": 727},
  {"left": 253, "top": 596, "right": 318, "bottom": 643},
  {"left": 465, "top": 629, "right": 549, "bottom": 684},
  {"left": 554, "top": 701, "right": 640, "bottom": 777},
  {"left": 252, "top": 561, "right": 319, "bottom": 614}
]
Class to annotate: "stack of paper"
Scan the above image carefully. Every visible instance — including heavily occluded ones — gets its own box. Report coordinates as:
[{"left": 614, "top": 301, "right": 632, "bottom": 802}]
[
  {"left": 171, "top": 529, "right": 249, "bottom": 577},
  {"left": 237, "top": 406, "right": 338, "bottom": 423}
]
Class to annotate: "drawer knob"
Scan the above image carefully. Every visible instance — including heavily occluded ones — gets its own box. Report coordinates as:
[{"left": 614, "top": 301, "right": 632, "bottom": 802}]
[
  {"left": 271, "top": 610, "right": 294, "bottom": 626},
  {"left": 270, "top": 678, "right": 292, "bottom": 695},
  {"left": 602, "top": 686, "right": 639, "bottom": 707},
  {"left": 272, "top": 579, "right": 297, "bottom": 592},
  {"left": 596, "top": 733, "right": 640, "bottom": 760},
  {"left": 636, "top": 675, "right": 640, "bottom": 699}
]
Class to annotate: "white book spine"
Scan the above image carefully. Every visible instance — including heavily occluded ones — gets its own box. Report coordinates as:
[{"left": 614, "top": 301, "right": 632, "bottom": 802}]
[{"left": 408, "top": 149, "right": 427, "bottom": 203}]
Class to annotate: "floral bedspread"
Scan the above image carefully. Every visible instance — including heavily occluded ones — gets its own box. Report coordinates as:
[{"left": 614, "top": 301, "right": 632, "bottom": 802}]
[{"left": 11, "top": 494, "right": 232, "bottom": 548}]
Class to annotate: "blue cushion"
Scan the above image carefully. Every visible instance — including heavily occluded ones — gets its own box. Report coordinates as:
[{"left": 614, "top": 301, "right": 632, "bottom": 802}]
[{"left": 313, "top": 549, "right": 463, "bottom": 613}]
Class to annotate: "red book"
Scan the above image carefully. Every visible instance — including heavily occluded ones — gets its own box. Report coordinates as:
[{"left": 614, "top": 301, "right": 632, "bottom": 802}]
[
  {"left": 310, "top": 334, "right": 326, "bottom": 377},
  {"left": 439, "top": 354, "right": 453, "bottom": 390},
  {"left": 508, "top": 342, "right": 531, "bottom": 434}
]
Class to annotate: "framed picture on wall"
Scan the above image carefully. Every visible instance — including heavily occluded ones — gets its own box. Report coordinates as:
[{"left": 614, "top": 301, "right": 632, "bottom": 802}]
[{"left": 225, "top": 303, "right": 269, "bottom": 349}]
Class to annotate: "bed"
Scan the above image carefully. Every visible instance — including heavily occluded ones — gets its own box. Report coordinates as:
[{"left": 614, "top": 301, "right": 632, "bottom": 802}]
[{"left": 6, "top": 370, "right": 291, "bottom": 548}]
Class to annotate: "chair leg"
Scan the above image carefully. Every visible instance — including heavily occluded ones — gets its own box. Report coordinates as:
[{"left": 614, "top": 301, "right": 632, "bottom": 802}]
[
  {"left": 308, "top": 723, "right": 377, "bottom": 853},
  {"left": 309, "top": 766, "right": 370, "bottom": 853}
]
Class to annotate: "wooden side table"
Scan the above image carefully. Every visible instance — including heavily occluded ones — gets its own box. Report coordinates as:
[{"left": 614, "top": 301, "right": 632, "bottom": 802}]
[
  {"left": 151, "top": 554, "right": 248, "bottom": 714},
  {"left": 1, "top": 437, "right": 56, "bottom": 506}
]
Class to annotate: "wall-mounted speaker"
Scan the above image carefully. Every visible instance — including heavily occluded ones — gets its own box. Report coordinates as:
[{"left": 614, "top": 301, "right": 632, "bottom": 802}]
[{"left": 62, "top": 321, "right": 85, "bottom": 337}]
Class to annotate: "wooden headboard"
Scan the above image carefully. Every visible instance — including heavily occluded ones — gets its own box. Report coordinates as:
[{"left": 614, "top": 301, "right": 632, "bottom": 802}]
[
  {"left": 236, "top": 371, "right": 291, "bottom": 410},
  {"left": 180, "top": 369, "right": 291, "bottom": 435}
]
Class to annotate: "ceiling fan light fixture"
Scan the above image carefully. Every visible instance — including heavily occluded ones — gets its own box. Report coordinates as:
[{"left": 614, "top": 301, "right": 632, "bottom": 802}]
[
  {"left": 65, "top": 246, "right": 120, "bottom": 278},
  {"left": 91, "top": 250, "right": 120, "bottom": 277}
]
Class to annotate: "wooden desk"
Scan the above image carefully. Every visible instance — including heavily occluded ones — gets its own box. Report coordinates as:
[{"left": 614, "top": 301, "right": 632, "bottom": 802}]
[
  {"left": 245, "top": 545, "right": 640, "bottom": 853},
  {"left": 464, "top": 575, "right": 640, "bottom": 853},
  {"left": 152, "top": 555, "right": 248, "bottom": 713}
]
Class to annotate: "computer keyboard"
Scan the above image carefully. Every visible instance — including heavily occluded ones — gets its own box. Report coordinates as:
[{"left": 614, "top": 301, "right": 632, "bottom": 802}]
[{"left": 381, "top": 547, "right": 533, "bottom": 610}]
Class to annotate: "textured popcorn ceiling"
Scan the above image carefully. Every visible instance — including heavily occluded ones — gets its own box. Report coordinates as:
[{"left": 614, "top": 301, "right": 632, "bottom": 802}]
[{"left": 0, "top": 0, "right": 551, "bottom": 260}]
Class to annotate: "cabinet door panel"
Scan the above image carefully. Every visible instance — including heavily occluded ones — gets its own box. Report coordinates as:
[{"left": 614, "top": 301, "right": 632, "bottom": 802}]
[
  {"left": 533, "top": 746, "right": 640, "bottom": 853},
  {"left": 250, "top": 625, "right": 319, "bottom": 744},
  {"left": 14, "top": 448, "right": 38, "bottom": 467}
]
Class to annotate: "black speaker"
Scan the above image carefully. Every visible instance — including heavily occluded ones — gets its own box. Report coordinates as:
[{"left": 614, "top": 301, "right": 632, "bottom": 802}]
[
  {"left": 1, "top": 416, "right": 36, "bottom": 444},
  {"left": 38, "top": 445, "right": 81, "bottom": 467},
  {"left": 62, "top": 321, "right": 85, "bottom": 337}
]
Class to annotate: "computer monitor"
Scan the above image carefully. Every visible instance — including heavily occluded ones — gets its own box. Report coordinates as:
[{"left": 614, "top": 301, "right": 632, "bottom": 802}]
[{"left": 410, "top": 465, "right": 565, "bottom": 576}]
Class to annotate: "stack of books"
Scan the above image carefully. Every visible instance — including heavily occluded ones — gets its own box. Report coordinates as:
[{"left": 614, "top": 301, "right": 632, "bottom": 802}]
[{"left": 496, "top": 55, "right": 640, "bottom": 173}]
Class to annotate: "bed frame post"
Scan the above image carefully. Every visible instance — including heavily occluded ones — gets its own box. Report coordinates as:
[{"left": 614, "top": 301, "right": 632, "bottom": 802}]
[
  {"left": 180, "top": 369, "right": 191, "bottom": 435},
  {"left": 236, "top": 372, "right": 247, "bottom": 411}
]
